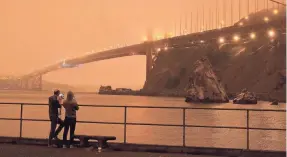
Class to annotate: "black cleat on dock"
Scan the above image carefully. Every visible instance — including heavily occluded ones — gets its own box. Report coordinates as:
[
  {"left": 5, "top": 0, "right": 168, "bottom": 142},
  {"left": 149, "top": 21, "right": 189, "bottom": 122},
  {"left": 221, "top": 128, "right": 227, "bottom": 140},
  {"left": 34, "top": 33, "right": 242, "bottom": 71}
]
[{"left": 74, "top": 135, "right": 116, "bottom": 150}]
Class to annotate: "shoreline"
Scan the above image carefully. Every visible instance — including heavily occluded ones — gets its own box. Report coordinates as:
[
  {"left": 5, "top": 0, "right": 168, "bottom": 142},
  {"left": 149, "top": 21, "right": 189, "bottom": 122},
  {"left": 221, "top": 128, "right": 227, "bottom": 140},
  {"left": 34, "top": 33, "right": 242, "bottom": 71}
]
[
  {"left": 0, "top": 89, "right": 285, "bottom": 102},
  {"left": 98, "top": 92, "right": 286, "bottom": 103}
]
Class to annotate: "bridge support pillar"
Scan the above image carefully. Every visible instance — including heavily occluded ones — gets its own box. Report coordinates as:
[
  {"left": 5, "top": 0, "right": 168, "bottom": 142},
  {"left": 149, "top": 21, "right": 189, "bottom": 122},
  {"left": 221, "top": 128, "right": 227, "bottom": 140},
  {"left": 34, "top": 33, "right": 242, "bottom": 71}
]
[
  {"left": 32, "top": 75, "right": 42, "bottom": 90},
  {"left": 38, "top": 75, "right": 42, "bottom": 90},
  {"left": 146, "top": 44, "right": 153, "bottom": 81}
]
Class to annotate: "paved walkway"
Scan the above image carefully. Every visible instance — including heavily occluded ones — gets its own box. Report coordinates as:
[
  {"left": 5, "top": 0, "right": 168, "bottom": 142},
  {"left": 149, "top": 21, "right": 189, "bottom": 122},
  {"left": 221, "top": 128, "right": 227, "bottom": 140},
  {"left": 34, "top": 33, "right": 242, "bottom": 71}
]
[{"left": 0, "top": 144, "right": 223, "bottom": 157}]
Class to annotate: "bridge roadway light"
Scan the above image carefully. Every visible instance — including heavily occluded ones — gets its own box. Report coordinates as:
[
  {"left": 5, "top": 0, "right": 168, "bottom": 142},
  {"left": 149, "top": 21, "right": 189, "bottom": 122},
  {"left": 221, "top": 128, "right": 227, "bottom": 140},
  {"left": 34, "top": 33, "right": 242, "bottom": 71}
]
[
  {"left": 233, "top": 35, "right": 240, "bottom": 42},
  {"left": 200, "top": 40, "right": 205, "bottom": 43},
  {"left": 264, "top": 17, "right": 269, "bottom": 22},
  {"left": 268, "top": 30, "right": 276, "bottom": 38},
  {"left": 157, "top": 48, "right": 161, "bottom": 52},
  {"left": 250, "top": 32, "right": 256, "bottom": 39},
  {"left": 273, "top": 9, "right": 279, "bottom": 15},
  {"left": 245, "top": 16, "right": 249, "bottom": 20},
  {"left": 239, "top": 22, "right": 244, "bottom": 26},
  {"left": 142, "top": 36, "right": 148, "bottom": 42},
  {"left": 167, "top": 32, "right": 173, "bottom": 38},
  {"left": 164, "top": 46, "right": 168, "bottom": 51},
  {"left": 218, "top": 37, "right": 225, "bottom": 44}
]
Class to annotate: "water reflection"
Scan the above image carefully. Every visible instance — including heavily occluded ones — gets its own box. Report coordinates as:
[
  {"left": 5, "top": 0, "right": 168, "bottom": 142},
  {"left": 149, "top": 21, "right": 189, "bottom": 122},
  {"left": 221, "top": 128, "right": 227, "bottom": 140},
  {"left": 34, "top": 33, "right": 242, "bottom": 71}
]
[{"left": 0, "top": 93, "right": 285, "bottom": 151}]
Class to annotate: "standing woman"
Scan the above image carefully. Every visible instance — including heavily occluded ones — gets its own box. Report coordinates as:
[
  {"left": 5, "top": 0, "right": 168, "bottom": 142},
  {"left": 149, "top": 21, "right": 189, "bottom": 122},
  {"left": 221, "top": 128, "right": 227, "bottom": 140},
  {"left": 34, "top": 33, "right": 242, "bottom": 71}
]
[{"left": 62, "top": 91, "right": 79, "bottom": 148}]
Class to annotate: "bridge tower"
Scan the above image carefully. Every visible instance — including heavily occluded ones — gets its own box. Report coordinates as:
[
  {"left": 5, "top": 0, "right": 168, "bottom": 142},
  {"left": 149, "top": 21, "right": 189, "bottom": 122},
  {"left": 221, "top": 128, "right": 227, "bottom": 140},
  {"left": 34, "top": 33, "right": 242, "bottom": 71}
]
[
  {"left": 146, "top": 44, "right": 153, "bottom": 80},
  {"left": 31, "top": 75, "right": 42, "bottom": 90},
  {"left": 145, "top": 28, "right": 154, "bottom": 81},
  {"left": 20, "top": 75, "right": 42, "bottom": 90}
]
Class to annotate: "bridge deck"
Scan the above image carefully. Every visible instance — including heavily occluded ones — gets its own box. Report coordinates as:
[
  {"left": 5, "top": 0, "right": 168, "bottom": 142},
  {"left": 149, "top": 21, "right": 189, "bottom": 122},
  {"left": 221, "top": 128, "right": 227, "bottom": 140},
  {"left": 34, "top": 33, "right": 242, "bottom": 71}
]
[{"left": 0, "top": 144, "right": 219, "bottom": 157}]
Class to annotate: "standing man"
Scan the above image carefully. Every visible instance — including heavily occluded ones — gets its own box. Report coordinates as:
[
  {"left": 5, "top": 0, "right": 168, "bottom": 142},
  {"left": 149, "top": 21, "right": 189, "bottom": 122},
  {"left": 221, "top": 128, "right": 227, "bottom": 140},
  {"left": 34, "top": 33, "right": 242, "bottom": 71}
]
[{"left": 48, "top": 89, "right": 64, "bottom": 147}]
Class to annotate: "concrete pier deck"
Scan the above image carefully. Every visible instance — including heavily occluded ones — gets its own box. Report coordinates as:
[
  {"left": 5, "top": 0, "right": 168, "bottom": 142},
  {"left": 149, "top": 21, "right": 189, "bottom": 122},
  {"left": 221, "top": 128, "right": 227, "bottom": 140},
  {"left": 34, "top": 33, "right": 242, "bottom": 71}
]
[{"left": 0, "top": 144, "right": 220, "bottom": 157}]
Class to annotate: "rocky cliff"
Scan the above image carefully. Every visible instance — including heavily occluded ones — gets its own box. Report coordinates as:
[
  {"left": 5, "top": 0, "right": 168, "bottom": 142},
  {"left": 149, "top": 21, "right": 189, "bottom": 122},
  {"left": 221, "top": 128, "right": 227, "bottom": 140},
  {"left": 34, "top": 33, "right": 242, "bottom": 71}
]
[
  {"left": 185, "top": 57, "right": 229, "bottom": 103},
  {"left": 143, "top": 27, "right": 286, "bottom": 101}
]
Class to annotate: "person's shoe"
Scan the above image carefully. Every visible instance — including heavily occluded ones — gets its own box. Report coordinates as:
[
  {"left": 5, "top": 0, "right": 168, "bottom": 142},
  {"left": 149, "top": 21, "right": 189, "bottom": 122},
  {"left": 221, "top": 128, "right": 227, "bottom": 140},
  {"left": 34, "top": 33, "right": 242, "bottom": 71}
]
[
  {"left": 63, "top": 145, "right": 68, "bottom": 148},
  {"left": 48, "top": 144, "right": 58, "bottom": 148},
  {"left": 53, "top": 136, "right": 60, "bottom": 140}
]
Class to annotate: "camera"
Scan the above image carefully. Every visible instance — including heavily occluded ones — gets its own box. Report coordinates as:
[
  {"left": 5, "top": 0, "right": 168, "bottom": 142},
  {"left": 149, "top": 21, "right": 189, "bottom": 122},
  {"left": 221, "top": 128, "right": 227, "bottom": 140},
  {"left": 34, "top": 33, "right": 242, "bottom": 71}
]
[{"left": 59, "top": 93, "right": 65, "bottom": 99}]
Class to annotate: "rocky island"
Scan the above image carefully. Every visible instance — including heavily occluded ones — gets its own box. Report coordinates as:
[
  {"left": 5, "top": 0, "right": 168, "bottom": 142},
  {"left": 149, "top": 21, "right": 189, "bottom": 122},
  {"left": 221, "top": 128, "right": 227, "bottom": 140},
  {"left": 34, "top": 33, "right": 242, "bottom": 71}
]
[
  {"left": 98, "top": 86, "right": 141, "bottom": 95},
  {"left": 184, "top": 57, "right": 229, "bottom": 103}
]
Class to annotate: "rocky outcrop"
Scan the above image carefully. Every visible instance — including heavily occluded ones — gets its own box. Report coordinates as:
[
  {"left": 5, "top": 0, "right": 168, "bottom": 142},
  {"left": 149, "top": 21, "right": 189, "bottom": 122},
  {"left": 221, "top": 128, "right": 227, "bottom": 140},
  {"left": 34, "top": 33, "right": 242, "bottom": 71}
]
[
  {"left": 185, "top": 57, "right": 229, "bottom": 103},
  {"left": 115, "top": 88, "right": 133, "bottom": 94},
  {"left": 233, "top": 89, "right": 257, "bottom": 104},
  {"left": 99, "top": 86, "right": 141, "bottom": 95},
  {"left": 141, "top": 14, "right": 286, "bottom": 102},
  {"left": 98, "top": 86, "right": 112, "bottom": 94}
]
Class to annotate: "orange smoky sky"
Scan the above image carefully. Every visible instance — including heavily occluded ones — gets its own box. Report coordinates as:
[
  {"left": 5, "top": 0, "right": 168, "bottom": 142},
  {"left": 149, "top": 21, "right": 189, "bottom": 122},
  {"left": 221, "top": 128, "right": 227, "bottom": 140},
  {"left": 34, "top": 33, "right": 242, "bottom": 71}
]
[{"left": 0, "top": 0, "right": 279, "bottom": 88}]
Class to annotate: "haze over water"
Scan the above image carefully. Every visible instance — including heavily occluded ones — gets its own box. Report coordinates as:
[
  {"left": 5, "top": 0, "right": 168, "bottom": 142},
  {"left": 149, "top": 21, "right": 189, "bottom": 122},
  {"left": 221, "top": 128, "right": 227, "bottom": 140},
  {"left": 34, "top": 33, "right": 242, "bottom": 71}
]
[{"left": 1, "top": 0, "right": 284, "bottom": 89}]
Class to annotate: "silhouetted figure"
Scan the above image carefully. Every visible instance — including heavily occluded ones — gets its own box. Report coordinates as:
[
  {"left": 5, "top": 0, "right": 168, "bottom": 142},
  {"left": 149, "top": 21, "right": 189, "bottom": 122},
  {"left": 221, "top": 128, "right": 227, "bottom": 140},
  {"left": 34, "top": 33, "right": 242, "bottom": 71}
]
[
  {"left": 48, "top": 89, "right": 64, "bottom": 147},
  {"left": 62, "top": 91, "right": 79, "bottom": 148}
]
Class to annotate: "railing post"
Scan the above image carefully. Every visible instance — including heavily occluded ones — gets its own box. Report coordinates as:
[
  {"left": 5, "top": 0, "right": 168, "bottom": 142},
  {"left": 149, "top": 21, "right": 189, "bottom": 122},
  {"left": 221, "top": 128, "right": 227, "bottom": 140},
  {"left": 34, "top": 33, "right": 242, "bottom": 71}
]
[
  {"left": 19, "top": 103, "right": 23, "bottom": 139},
  {"left": 124, "top": 106, "right": 127, "bottom": 144},
  {"left": 246, "top": 110, "right": 249, "bottom": 150},
  {"left": 183, "top": 108, "right": 186, "bottom": 147}
]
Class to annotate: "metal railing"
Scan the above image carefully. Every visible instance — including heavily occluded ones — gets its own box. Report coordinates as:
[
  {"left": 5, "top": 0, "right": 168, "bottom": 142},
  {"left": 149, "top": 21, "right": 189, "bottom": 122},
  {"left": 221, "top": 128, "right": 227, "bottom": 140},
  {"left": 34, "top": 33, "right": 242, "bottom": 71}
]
[{"left": 0, "top": 102, "right": 286, "bottom": 150}]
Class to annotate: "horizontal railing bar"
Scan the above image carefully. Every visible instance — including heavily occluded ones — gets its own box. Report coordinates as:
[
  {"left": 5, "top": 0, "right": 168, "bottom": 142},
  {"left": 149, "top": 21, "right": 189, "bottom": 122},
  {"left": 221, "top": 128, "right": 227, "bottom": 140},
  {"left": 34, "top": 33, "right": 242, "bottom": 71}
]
[
  {"left": 0, "top": 118, "right": 20, "bottom": 121},
  {"left": 77, "top": 121, "right": 123, "bottom": 125},
  {"left": 22, "top": 119, "right": 49, "bottom": 122},
  {"left": 185, "top": 125, "right": 246, "bottom": 129},
  {"left": 186, "top": 125, "right": 286, "bottom": 131},
  {"left": 0, "top": 118, "right": 285, "bottom": 131},
  {"left": 0, "top": 102, "right": 285, "bottom": 112},
  {"left": 0, "top": 103, "right": 24, "bottom": 105},
  {"left": 126, "top": 122, "right": 182, "bottom": 127},
  {"left": 249, "top": 127, "right": 286, "bottom": 131}
]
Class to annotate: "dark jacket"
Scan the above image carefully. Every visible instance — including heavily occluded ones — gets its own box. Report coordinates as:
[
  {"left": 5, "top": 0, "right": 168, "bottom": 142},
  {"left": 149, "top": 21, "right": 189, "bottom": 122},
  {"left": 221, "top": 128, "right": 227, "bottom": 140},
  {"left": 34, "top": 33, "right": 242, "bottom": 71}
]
[{"left": 48, "top": 95, "right": 61, "bottom": 117}]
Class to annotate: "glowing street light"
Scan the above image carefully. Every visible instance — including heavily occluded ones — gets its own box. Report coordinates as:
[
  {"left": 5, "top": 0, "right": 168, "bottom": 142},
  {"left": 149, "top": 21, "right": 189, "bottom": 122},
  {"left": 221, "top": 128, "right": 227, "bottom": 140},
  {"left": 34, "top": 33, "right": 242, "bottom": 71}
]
[
  {"left": 273, "top": 9, "right": 279, "bottom": 15},
  {"left": 164, "top": 46, "right": 168, "bottom": 51},
  {"left": 245, "top": 16, "right": 249, "bottom": 20},
  {"left": 155, "top": 35, "right": 164, "bottom": 40},
  {"left": 233, "top": 35, "right": 240, "bottom": 42},
  {"left": 264, "top": 17, "right": 269, "bottom": 22},
  {"left": 167, "top": 32, "right": 173, "bottom": 38},
  {"left": 142, "top": 36, "right": 148, "bottom": 42},
  {"left": 200, "top": 40, "right": 205, "bottom": 43},
  {"left": 268, "top": 30, "right": 276, "bottom": 38},
  {"left": 250, "top": 32, "right": 256, "bottom": 39},
  {"left": 156, "top": 48, "right": 161, "bottom": 52},
  {"left": 218, "top": 37, "right": 225, "bottom": 43},
  {"left": 239, "top": 22, "right": 244, "bottom": 26}
]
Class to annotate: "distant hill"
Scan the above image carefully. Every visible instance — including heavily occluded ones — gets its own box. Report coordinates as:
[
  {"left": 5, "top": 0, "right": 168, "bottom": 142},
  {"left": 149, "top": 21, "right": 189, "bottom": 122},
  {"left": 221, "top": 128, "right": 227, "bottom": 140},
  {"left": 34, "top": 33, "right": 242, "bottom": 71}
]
[
  {"left": 42, "top": 80, "right": 99, "bottom": 92},
  {"left": 42, "top": 80, "right": 79, "bottom": 92},
  {"left": 42, "top": 80, "right": 143, "bottom": 93}
]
